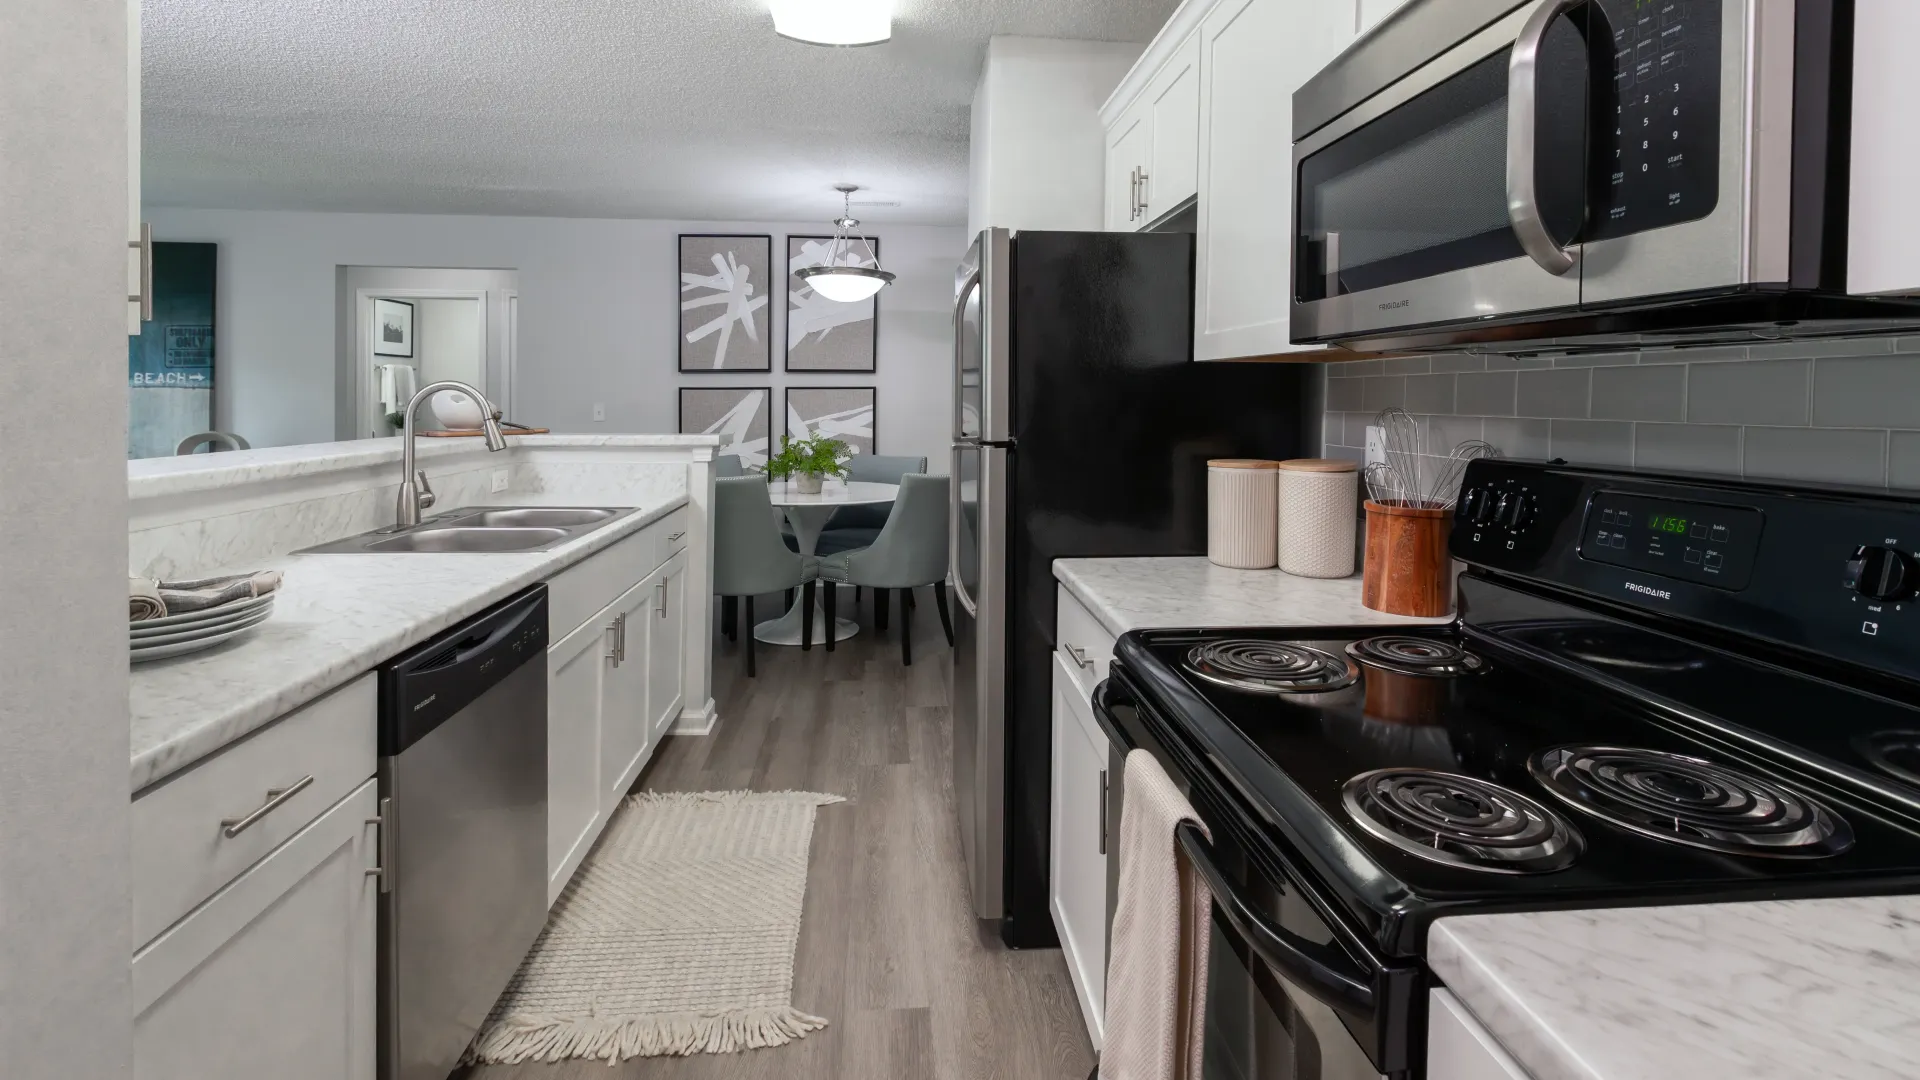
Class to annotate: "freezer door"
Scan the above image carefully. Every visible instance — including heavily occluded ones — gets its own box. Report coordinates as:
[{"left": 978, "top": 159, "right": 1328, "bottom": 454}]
[
  {"left": 954, "top": 229, "right": 1011, "bottom": 443},
  {"left": 950, "top": 440, "right": 1009, "bottom": 920}
]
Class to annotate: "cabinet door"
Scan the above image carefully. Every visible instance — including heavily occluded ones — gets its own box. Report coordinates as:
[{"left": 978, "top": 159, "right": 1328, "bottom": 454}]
[
  {"left": 1358, "top": 0, "right": 1409, "bottom": 33},
  {"left": 128, "top": 0, "right": 143, "bottom": 335},
  {"left": 1050, "top": 655, "right": 1111, "bottom": 1049},
  {"left": 1429, "top": 989, "right": 1535, "bottom": 1080},
  {"left": 1144, "top": 33, "right": 1202, "bottom": 219},
  {"left": 548, "top": 613, "right": 612, "bottom": 902},
  {"left": 646, "top": 552, "right": 688, "bottom": 742},
  {"left": 1194, "top": 0, "right": 1355, "bottom": 359},
  {"left": 133, "top": 780, "right": 377, "bottom": 1080},
  {"left": 1849, "top": 0, "right": 1920, "bottom": 295},
  {"left": 1105, "top": 104, "right": 1151, "bottom": 232},
  {"left": 600, "top": 576, "right": 657, "bottom": 814}
]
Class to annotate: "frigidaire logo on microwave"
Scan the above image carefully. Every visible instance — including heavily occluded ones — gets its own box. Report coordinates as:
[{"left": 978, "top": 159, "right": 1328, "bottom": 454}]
[
  {"left": 1380, "top": 299, "right": 1412, "bottom": 311},
  {"left": 1625, "top": 581, "right": 1673, "bottom": 601}
]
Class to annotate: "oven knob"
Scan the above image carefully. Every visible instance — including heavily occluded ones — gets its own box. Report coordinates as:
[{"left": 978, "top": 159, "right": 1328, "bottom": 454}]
[
  {"left": 1464, "top": 487, "right": 1495, "bottom": 525},
  {"left": 1495, "top": 493, "right": 1534, "bottom": 531},
  {"left": 1846, "top": 545, "right": 1913, "bottom": 601}
]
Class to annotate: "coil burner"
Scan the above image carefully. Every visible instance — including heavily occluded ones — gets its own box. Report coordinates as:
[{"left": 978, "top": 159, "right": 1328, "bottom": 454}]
[
  {"left": 1183, "top": 640, "right": 1359, "bottom": 695},
  {"left": 1530, "top": 746, "right": 1853, "bottom": 858},
  {"left": 1341, "top": 768, "right": 1583, "bottom": 874}
]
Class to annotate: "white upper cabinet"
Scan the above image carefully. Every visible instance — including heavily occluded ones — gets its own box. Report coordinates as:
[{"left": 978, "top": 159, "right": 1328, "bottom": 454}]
[
  {"left": 1848, "top": 0, "right": 1920, "bottom": 296},
  {"left": 1105, "top": 103, "right": 1152, "bottom": 231},
  {"left": 1144, "top": 33, "right": 1202, "bottom": 221},
  {"left": 1194, "top": 0, "right": 1356, "bottom": 360},
  {"left": 1358, "top": 0, "right": 1410, "bottom": 34},
  {"left": 128, "top": 0, "right": 145, "bottom": 335}
]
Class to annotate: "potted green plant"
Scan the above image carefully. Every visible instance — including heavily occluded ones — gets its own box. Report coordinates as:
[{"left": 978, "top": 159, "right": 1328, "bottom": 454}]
[{"left": 761, "top": 434, "right": 851, "bottom": 494}]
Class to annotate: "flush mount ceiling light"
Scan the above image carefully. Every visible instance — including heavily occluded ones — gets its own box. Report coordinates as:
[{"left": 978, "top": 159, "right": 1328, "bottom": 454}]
[
  {"left": 795, "top": 185, "right": 896, "bottom": 303},
  {"left": 769, "top": 0, "right": 892, "bottom": 46}
]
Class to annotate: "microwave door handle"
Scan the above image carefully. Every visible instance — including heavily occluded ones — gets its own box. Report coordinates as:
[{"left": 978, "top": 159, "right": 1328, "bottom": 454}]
[
  {"left": 1175, "top": 822, "right": 1377, "bottom": 1016},
  {"left": 1507, "top": 0, "right": 1581, "bottom": 277}
]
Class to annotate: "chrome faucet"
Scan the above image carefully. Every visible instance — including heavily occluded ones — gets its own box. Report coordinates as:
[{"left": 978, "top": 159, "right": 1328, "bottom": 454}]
[{"left": 396, "top": 381, "right": 509, "bottom": 527}]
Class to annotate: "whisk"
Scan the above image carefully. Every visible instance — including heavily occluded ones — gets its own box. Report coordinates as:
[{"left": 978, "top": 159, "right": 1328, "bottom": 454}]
[{"left": 1362, "top": 407, "right": 1499, "bottom": 509}]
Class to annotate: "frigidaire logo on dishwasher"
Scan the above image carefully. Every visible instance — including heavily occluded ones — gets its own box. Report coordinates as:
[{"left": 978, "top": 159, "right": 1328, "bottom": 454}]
[
  {"left": 413, "top": 693, "right": 437, "bottom": 711},
  {"left": 1625, "top": 582, "right": 1673, "bottom": 601}
]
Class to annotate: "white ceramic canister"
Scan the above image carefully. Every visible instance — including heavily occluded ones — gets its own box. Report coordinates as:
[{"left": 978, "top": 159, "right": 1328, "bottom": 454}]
[
  {"left": 1207, "top": 460, "right": 1280, "bottom": 569},
  {"left": 1278, "top": 458, "right": 1361, "bottom": 578}
]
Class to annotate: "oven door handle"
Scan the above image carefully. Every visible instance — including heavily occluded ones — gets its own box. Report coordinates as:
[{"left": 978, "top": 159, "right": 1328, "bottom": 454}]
[
  {"left": 1175, "top": 821, "right": 1377, "bottom": 1015},
  {"left": 1506, "top": 0, "right": 1582, "bottom": 277}
]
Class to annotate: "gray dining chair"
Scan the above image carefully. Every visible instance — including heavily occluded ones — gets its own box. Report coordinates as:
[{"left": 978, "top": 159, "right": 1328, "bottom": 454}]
[
  {"left": 817, "top": 473, "right": 952, "bottom": 665},
  {"left": 714, "top": 477, "right": 820, "bottom": 676},
  {"left": 715, "top": 454, "right": 746, "bottom": 478},
  {"left": 817, "top": 454, "right": 929, "bottom": 558}
]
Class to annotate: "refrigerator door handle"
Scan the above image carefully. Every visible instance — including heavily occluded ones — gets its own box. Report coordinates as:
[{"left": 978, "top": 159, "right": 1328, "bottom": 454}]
[
  {"left": 953, "top": 266, "right": 981, "bottom": 440},
  {"left": 950, "top": 442, "right": 978, "bottom": 618}
]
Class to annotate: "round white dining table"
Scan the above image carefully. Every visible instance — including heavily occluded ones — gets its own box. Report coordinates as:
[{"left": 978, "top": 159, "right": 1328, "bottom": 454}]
[{"left": 755, "top": 480, "right": 900, "bottom": 646}]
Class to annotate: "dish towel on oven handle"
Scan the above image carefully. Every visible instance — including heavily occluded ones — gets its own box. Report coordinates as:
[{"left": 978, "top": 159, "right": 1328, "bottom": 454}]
[{"left": 1100, "top": 748, "right": 1212, "bottom": 1080}]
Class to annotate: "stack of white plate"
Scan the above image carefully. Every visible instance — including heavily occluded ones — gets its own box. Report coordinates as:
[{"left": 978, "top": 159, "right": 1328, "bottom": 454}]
[{"left": 130, "top": 594, "right": 276, "bottom": 664}]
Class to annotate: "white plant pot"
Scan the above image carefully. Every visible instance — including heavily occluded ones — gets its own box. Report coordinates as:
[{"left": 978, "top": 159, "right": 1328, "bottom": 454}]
[
  {"left": 431, "top": 389, "right": 485, "bottom": 430},
  {"left": 794, "top": 472, "right": 824, "bottom": 495}
]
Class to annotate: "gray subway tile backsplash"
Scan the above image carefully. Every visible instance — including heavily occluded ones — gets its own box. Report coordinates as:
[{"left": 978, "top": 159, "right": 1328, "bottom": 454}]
[
  {"left": 1686, "top": 359, "right": 1810, "bottom": 426},
  {"left": 1516, "top": 367, "right": 1592, "bottom": 419},
  {"left": 1591, "top": 364, "right": 1686, "bottom": 422},
  {"left": 1742, "top": 427, "right": 1887, "bottom": 487},
  {"left": 1315, "top": 333, "right": 1920, "bottom": 491}
]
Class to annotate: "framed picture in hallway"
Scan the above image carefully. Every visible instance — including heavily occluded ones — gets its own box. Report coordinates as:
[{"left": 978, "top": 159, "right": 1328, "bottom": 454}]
[
  {"left": 785, "top": 235, "right": 879, "bottom": 373},
  {"left": 373, "top": 298, "right": 414, "bottom": 359},
  {"left": 679, "top": 234, "right": 772, "bottom": 372},
  {"left": 679, "top": 386, "right": 772, "bottom": 470},
  {"left": 785, "top": 386, "right": 875, "bottom": 456}
]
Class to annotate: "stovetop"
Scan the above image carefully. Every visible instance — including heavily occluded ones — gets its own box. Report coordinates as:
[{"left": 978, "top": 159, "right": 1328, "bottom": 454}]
[{"left": 1112, "top": 607, "right": 1920, "bottom": 956}]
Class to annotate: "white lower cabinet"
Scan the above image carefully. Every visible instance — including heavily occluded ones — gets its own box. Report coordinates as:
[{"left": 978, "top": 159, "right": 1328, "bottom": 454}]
[
  {"left": 1050, "top": 652, "right": 1112, "bottom": 1049},
  {"left": 133, "top": 780, "right": 378, "bottom": 1080},
  {"left": 545, "top": 533, "right": 692, "bottom": 905},
  {"left": 1428, "top": 988, "right": 1535, "bottom": 1080}
]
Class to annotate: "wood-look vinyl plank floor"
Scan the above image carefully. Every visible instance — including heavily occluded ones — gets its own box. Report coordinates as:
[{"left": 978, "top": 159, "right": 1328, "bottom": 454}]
[{"left": 459, "top": 586, "right": 1093, "bottom": 1080}]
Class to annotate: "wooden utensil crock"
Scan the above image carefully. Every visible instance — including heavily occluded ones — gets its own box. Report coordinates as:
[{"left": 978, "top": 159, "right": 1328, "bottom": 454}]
[{"left": 1362, "top": 500, "right": 1454, "bottom": 617}]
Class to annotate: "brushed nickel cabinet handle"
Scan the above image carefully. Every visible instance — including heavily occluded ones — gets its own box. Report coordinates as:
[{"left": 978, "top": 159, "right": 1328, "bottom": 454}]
[
  {"left": 668, "top": 531, "right": 686, "bottom": 542},
  {"left": 129, "top": 222, "right": 153, "bottom": 322},
  {"left": 656, "top": 579, "right": 669, "bottom": 619},
  {"left": 366, "top": 796, "right": 391, "bottom": 892},
  {"left": 221, "top": 774, "right": 315, "bottom": 838},
  {"left": 1065, "top": 644, "right": 1095, "bottom": 670},
  {"left": 1098, "top": 769, "right": 1110, "bottom": 855}
]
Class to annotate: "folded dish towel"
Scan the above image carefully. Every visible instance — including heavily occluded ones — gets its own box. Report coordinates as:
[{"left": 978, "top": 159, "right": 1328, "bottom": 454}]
[
  {"left": 129, "top": 570, "right": 284, "bottom": 622},
  {"left": 1101, "top": 749, "right": 1212, "bottom": 1080}
]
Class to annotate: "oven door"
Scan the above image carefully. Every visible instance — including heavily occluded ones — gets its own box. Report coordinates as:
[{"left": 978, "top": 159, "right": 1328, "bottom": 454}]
[
  {"left": 1094, "top": 674, "right": 1421, "bottom": 1079},
  {"left": 1292, "top": 0, "right": 1593, "bottom": 343}
]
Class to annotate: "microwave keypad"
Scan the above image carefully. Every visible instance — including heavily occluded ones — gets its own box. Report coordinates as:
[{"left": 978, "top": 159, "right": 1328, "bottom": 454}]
[{"left": 1588, "top": 0, "right": 1721, "bottom": 242}]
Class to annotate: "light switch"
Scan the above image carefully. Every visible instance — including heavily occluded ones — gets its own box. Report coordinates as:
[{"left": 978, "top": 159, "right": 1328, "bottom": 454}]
[{"left": 592, "top": 403, "right": 606, "bottom": 422}]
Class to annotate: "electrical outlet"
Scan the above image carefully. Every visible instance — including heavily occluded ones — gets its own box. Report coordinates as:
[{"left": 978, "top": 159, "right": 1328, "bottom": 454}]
[
  {"left": 1365, "top": 426, "right": 1386, "bottom": 468},
  {"left": 592, "top": 403, "right": 606, "bottom": 422},
  {"left": 490, "top": 469, "right": 510, "bottom": 494}
]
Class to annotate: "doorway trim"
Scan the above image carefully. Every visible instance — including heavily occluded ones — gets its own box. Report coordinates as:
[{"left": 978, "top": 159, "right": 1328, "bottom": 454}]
[{"left": 354, "top": 287, "right": 492, "bottom": 439}]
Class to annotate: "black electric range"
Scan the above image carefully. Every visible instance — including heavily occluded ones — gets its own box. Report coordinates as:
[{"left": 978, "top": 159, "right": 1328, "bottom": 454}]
[{"left": 1093, "top": 460, "right": 1920, "bottom": 1078}]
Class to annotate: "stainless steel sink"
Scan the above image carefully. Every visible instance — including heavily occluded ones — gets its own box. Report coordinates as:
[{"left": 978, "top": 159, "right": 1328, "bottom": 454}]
[
  {"left": 364, "top": 527, "right": 571, "bottom": 553},
  {"left": 295, "top": 506, "right": 637, "bottom": 555},
  {"left": 450, "top": 508, "right": 622, "bottom": 529}
]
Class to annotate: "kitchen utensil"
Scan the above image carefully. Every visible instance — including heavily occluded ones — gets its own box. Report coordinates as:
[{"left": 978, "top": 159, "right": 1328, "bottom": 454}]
[{"left": 1362, "top": 500, "right": 1453, "bottom": 617}]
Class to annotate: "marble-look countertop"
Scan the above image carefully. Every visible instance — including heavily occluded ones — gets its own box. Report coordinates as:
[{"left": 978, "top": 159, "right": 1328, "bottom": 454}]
[
  {"left": 1051, "top": 557, "right": 1452, "bottom": 636},
  {"left": 129, "top": 496, "right": 686, "bottom": 792},
  {"left": 1431, "top": 898, "right": 1920, "bottom": 1080}
]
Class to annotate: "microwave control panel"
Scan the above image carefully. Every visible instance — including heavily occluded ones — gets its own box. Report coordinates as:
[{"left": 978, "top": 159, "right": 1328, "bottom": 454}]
[{"left": 1585, "top": 0, "right": 1722, "bottom": 242}]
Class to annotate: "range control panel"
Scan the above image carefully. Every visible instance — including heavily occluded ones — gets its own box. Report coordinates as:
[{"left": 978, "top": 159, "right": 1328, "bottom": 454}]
[
  {"left": 1586, "top": 0, "right": 1723, "bottom": 242},
  {"left": 1453, "top": 460, "right": 1920, "bottom": 686}
]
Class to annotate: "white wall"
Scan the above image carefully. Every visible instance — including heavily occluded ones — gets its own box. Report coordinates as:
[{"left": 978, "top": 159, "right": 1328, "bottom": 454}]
[
  {"left": 0, "top": 1, "right": 133, "bottom": 1074},
  {"left": 416, "top": 298, "right": 484, "bottom": 391},
  {"left": 967, "top": 36, "right": 1143, "bottom": 237},
  {"left": 147, "top": 209, "right": 967, "bottom": 467}
]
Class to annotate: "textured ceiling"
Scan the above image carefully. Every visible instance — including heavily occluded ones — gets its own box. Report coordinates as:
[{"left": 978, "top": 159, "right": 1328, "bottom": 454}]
[{"left": 142, "top": 0, "right": 1178, "bottom": 225}]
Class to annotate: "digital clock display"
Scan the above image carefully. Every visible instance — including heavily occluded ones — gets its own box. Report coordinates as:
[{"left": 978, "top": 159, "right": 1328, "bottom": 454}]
[{"left": 1648, "top": 513, "right": 1689, "bottom": 534}]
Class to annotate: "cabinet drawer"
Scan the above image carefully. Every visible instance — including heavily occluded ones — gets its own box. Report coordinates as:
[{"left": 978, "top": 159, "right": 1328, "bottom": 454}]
[
  {"left": 1056, "top": 584, "right": 1119, "bottom": 699},
  {"left": 657, "top": 507, "right": 690, "bottom": 562},
  {"left": 132, "top": 674, "right": 377, "bottom": 949},
  {"left": 548, "top": 524, "right": 656, "bottom": 639}
]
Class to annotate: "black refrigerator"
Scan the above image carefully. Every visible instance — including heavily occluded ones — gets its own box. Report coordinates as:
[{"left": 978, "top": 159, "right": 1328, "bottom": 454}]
[{"left": 949, "top": 227, "right": 1313, "bottom": 947}]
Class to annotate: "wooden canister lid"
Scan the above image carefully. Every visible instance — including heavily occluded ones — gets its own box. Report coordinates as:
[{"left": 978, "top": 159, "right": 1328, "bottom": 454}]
[
  {"left": 1209, "top": 459, "right": 1281, "bottom": 469},
  {"left": 1278, "top": 458, "right": 1359, "bottom": 473}
]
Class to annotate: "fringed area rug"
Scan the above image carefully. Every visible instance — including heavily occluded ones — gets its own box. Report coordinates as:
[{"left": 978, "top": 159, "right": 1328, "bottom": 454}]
[{"left": 465, "top": 789, "right": 845, "bottom": 1066}]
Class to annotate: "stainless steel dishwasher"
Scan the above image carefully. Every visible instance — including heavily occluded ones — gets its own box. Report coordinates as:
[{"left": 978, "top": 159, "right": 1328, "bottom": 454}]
[{"left": 378, "top": 585, "right": 548, "bottom": 1080}]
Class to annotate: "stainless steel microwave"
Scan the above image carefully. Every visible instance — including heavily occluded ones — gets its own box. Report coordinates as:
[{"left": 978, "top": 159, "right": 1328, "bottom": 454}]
[{"left": 1290, "top": 0, "right": 1920, "bottom": 353}]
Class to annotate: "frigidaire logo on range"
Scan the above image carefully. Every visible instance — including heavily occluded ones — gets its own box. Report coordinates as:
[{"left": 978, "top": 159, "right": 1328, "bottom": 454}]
[
  {"left": 1380, "top": 299, "right": 1412, "bottom": 311},
  {"left": 1625, "top": 582, "right": 1673, "bottom": 601}
]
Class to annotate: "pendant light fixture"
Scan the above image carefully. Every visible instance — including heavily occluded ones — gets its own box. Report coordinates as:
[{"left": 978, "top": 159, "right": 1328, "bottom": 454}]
[
  {"left": 769, "top": 0, "right": 892, "bottom": 46},
  {"left": 795, "top": 185, "right": 896, "bottom": 303}
]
